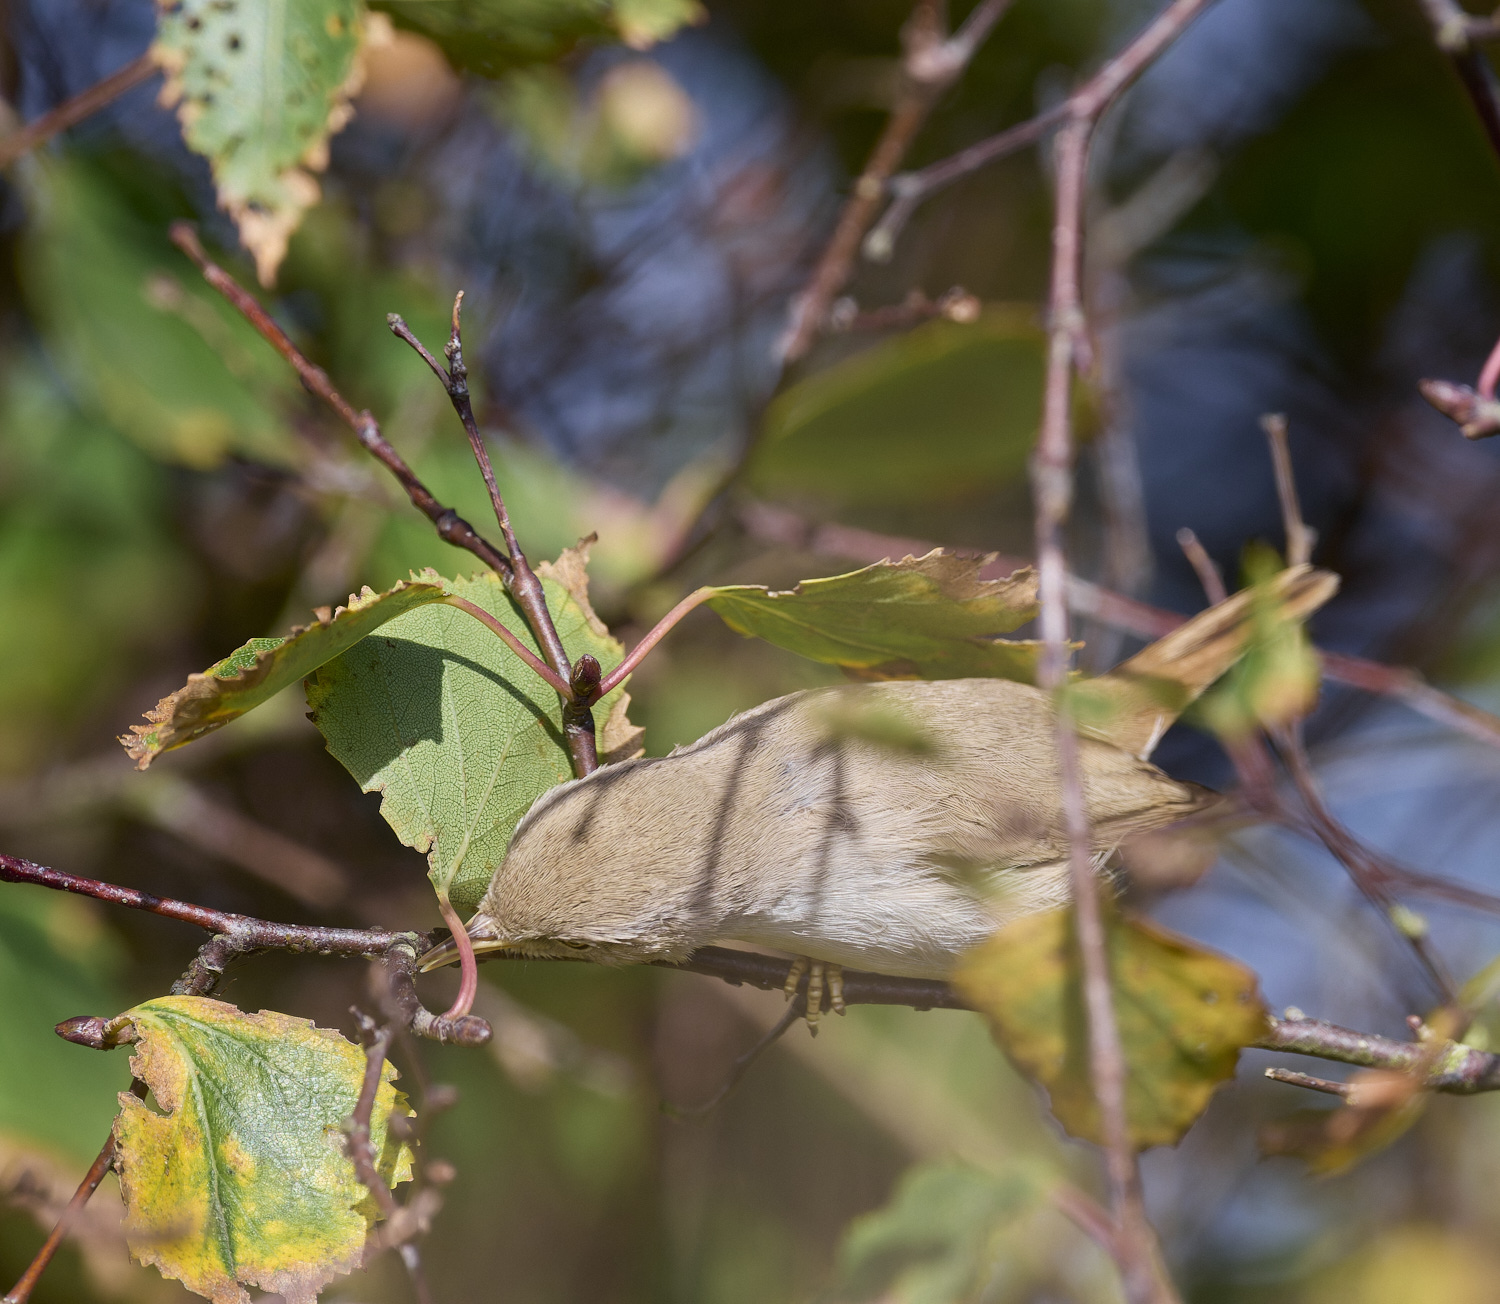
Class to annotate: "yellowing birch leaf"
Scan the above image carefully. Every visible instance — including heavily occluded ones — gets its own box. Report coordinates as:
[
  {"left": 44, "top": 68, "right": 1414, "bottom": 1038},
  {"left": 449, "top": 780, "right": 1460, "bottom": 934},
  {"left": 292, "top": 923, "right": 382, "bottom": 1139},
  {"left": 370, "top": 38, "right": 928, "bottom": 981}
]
[
  {"left": 121, "top": 578, "right": 451, "bottom": 768},
  {"left": 956, "top": 906, "right": 1266, "bottom": 1148},
  {"left": 152, "top": 0, "right": 367, "bottom": 284},
  {"left": 306, "top": 564, "right": 641, "bottom": 914},
  {"left": 705, "top": 550, "right": 1044, "bottom": 682},
  {"left": 113, "top": 996, "right": 413, "bottom": 1304}
]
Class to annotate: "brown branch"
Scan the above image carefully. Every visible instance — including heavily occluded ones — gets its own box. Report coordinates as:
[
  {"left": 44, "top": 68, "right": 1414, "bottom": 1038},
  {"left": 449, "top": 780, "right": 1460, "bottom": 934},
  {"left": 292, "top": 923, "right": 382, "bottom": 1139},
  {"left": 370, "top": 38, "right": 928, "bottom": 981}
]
[
  {"left": 778, "top": 0, "right": 1017, "bottom": 362},
  {"left": 1269, "top": 727, "right": 1458, "bottom": 1002},
  {"left": 868, "top": 0, "right": 1213, "bottom": 264},
  {"left": 1254, "top": 1012, "right": 1500, "bottom": 1092},
  {"left": 0, "top": 53, "right": 157, "bottom": 170},
  {"left": 1027, "top": 6, "right": 1214, "bottom": 1300},
  {"left": 1263, "top": 1067, "right": 1353, "bottom": 1097},
  {"left": 346, "top": 1016, "right": 434, "bottom": 1304},
  {"left": 388, "top": 302, "right": 575, "bottom": 691},
  {"left": 1175, "top": 527, "right": 1228, "bottom": 604},
  {"left": 2, "top": 1131, "right": 119, "bottom": 1304},
  {"left": 168, "top": 224, "right": 514, "bottom": 583},
  {"left": 1414, "top": 0, "right": 1500, "bottom": 160},
  {"left": 1261, "top": 414, "right": 1316, "bottom": 566}
]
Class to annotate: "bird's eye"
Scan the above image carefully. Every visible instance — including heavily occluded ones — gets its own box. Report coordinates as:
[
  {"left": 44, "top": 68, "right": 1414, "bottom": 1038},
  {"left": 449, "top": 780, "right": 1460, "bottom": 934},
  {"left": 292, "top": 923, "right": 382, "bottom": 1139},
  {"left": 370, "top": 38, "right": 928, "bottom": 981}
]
[{"left": 561, "top": 939, "right": 590, "bottom": 950}]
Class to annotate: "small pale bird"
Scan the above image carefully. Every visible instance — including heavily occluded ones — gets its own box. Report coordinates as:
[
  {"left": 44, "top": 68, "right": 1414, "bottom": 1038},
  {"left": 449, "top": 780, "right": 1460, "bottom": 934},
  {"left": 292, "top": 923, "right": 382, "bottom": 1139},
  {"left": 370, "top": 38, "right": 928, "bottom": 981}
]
[{"left": 422, "top": 565, "right": 1336, "bottom": 1015}]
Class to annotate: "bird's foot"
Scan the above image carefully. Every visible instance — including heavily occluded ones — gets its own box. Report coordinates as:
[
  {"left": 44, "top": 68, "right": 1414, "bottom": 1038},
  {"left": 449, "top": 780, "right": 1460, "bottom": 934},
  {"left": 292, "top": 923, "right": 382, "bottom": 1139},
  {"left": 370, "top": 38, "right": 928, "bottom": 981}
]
[{"left": 783, "top": 957, "right": 845, "bottom": 1032}]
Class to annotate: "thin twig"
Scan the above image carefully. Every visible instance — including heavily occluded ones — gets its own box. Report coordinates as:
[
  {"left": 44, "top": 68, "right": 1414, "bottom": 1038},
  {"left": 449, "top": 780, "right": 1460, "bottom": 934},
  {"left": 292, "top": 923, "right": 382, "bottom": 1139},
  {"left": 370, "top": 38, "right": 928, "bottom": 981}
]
[
  {"left": 663, "top": 1001, "right": 803, "bottom": 1119},
  {"left": 388, "top": 307, "right": 593, "bottom": 774},
  {"left": 1034, "top": 113, "right": 1173, "bottom": 1304},
  {"left": 1050, "top": 1184, "right": 1123, "bottom": 1264},
  {"left": 596, "top": 587, "right": 715, "bottom": 697},
  {"left": 1175, "top": 527, "right": 1227, "bottom": 604},
  {"left": 867, "top": 107, "right": 1066, "bottom": 260},
  {"left": 778, "top": 0, "right": 1016, "bottom": 361},
  {"left": 0, "top": 53, "right": 157, "bottom": 170},
  {"left": 440, "top": 595, "right": 571, "bottom": 695},
  {"left": 2, "top": 1132, "right": 119, "bottom": 1304},
  {"left": 1260, "top": 414, "right": 1315, "bottom": 567},
  {"left": 346, "top": 1017, "right": 434, "bottom": 1304},
  {"left": 870, "top": 0, "right": 1213, "bottom": 260},
  {"left": 1028, "top": 8, "right": 1214, "bottom": 1300},
  {"left": 1269, "top": 727, "right": 1458, "bottom": 1003},
  {"left": 1263, "top": 1067, "right": 1353, "bottom": 1097},
  {"left": 169, "top": 224, "right": 514, "bottom": 582},
  {"left": 1414, "top": 0, "right": 1500, "bottom": 160}
]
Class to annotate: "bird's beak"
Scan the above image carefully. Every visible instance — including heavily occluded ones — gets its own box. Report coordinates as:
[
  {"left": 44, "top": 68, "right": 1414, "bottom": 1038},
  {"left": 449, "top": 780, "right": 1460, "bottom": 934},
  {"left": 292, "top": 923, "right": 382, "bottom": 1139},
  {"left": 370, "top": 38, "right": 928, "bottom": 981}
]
[{"left": 417, "top": 912, "right": 504, "bottom": 972}]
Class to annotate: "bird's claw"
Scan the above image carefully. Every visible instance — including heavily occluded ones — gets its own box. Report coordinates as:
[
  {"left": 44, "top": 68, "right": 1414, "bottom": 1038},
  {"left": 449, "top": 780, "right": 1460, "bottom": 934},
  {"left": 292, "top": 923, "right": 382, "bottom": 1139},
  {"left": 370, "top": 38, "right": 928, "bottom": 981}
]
[{"left": 783, "top": 957, "right": 845, "bottom": 1032}]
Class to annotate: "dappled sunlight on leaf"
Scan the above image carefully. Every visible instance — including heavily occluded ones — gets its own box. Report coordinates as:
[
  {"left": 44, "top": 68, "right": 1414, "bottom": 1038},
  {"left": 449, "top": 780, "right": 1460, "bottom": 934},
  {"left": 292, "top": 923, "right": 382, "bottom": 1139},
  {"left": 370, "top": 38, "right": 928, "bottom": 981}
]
[{"left": 306, "top": 558, "right": 640, "bottom": 913}]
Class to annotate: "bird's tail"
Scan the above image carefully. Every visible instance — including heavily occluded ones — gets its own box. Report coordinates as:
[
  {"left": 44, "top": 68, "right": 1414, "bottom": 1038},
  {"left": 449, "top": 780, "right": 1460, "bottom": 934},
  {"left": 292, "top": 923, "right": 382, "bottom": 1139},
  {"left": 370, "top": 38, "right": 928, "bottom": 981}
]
[{"left": 1080, "top": 563, "right": 1339, "bottom": 759}]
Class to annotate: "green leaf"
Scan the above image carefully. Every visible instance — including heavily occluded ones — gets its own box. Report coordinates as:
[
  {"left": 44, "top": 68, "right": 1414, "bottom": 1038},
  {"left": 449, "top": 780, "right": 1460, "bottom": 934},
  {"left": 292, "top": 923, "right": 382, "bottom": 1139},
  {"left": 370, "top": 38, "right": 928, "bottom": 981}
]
[
  {"left": 0, "top": 361, "right": 197, "bottom": 769},
  {"left": 122, "top": 578, "right": 452, "bottom": 768},
  {"left": 704, "top": 550, "right": 1045, "bottom": 682},
  {"left": 373, "top": 0, "right": 701, "bottom": 76},
  {"left": 113, "top": 996, "right": 413, "bottom": 1304},
  {"left": 833, "top": 1160, "right": 1048, "bottom": 1304},
  {"left": 955, "top": 905, "right": 1267, "bottom": 1148},
  {"left": 152, "top": 0, "right": 366, "bottom": 285},
  {"left": 748, "top": 310, "right": 1047, "bottom": 508},
  {"left": 20, "top": 157, "right": 298, "bottom": 467},
  {"left": 1194, "top": 546, "right": 1323, "bottom": 740},
  {"left": 306, "top": 553, "right": 642, "bottom": 913}
]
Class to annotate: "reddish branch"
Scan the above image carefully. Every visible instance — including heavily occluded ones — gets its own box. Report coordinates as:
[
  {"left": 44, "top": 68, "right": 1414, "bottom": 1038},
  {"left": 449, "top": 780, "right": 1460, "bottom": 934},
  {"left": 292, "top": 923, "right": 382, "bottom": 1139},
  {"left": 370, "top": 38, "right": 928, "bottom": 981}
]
[
  {"left": 778, "top": 0, "right": 1016, "bottom": 362},
  {"left": 170, "top": 224, "right": 514, "bottom": 582},
  {"left": 2, "top": 1134, "right": 118, "bottom": 1304},
  {"left": 0, "top": 53, "right": 157, "bottom": 170}
]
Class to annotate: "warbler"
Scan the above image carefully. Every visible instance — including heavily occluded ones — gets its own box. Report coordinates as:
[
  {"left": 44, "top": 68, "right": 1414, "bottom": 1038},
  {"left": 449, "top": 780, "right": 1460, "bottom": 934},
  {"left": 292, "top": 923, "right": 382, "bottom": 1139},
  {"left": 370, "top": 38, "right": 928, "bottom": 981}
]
[{"left": 421, "top": 566, "right": 1335, "bottom": 1016}]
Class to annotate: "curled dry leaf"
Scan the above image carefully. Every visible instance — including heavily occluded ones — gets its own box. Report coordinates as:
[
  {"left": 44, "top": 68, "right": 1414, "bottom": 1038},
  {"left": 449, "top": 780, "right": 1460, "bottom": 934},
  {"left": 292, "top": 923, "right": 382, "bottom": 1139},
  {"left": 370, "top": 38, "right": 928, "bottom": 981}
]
[
  {"left": 956, "top": 906, "right": 1267, "bottom": 1149},
  {"left": 705, "top": 549, "right": 1044, "bottom": 682},
  {"left": 120, "top": 579, "right": 449, "bottom": 768},
  {"left": 113, "top": 996, "right": 412, "bottom": 1304}
]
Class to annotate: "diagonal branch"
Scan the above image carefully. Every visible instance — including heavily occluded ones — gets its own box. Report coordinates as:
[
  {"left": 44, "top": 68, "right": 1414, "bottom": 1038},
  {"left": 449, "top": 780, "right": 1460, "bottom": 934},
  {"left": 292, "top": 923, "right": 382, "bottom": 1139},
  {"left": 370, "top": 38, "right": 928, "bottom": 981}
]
[
  {"left": 0, "top": 53, "right": 157, "bottom": 170},
  {"left": 168, "top": 224, "right": 514, "bottom": 583},
  {"left": 1414, "top": 0, "right": 1500, "bottom": 160},
  {"left": 869, "top": 0, "right": 1213, "bottom": 263},
  {"left": 778, "top": 0, "right": 1018, "bottom": 362}
]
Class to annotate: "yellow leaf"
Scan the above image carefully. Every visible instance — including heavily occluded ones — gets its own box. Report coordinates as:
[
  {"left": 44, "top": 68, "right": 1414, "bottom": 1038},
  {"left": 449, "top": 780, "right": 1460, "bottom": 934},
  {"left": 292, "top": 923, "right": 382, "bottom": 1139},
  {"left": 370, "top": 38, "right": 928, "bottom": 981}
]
[
  {"left": 956, "top": 906, "right": 1266, "bottom": 1148},
  {"left": 113, "top": 997, "right": 413, "bottom": 1304}
]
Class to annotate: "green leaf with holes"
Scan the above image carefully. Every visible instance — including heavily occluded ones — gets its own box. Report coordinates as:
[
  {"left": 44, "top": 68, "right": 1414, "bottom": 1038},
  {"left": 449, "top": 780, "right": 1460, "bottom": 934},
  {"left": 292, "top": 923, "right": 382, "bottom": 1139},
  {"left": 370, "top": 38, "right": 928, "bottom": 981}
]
[
  {"left": 113, "top": 996, "right": 413, "bottom": 1304},
  {"left": 705, "top": 550, "right": 1045, "bottom": 682},
  {"left": 152, "top": 0, "right": 365, "bottom": 284},
  {"left": 305, "top": 549, "right": 642, "bottom": 913},
  {"left": 955, "top": 905, "right": 1267, "bottom": 1148},
  {"left": 122, "top": 578, "right": 452, "bottom": 768}
]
